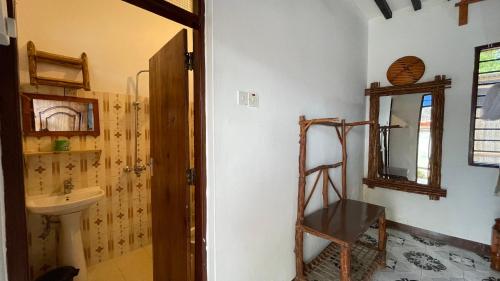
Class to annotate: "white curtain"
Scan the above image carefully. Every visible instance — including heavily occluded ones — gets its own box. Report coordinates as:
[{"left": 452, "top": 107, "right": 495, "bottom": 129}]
[{"left": 481, "top": 83, "right": 500, "bottom": 195}]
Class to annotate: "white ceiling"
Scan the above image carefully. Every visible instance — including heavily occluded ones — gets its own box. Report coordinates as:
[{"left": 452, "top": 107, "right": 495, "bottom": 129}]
[{"left": 352, "top": 0, "right": 431, "bottom": 20}]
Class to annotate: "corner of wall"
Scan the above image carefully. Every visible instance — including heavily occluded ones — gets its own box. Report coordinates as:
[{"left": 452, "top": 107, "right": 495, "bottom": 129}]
[{"left": 204, "top": 0, "right": 215, "bottom": 280}]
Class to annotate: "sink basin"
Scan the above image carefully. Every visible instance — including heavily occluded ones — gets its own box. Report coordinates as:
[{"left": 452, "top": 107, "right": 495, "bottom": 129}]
[
  {"left": 26, "top": 186, "right": 104, "bottom": 216},
  {"left": 26, "top": 186, "right": 104, "bottom": 281}
]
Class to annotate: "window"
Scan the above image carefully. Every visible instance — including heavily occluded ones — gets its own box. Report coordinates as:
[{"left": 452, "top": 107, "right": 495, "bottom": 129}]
[
  {"left": 417, "top": 94, "right": 432, "bottom": 184},
  {"left": 469, "top": 42, "right": 500, "bottom": 167}
]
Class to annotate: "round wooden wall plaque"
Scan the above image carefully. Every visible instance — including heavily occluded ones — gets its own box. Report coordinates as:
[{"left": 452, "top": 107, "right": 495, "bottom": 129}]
[{"left": 386, "top": 56, "right": 425, "bottom": 86}]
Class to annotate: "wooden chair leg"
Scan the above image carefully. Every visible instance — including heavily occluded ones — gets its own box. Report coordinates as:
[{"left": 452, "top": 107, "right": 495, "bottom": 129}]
[
  {"left": 295, "top": 227, "right": 306, "bottom": 281},
  {"left": 378, "top": 212, "right": 387, "bottom": 266},
  {"left": 340, "top": 245, "right": 351, "bottom": 281}
]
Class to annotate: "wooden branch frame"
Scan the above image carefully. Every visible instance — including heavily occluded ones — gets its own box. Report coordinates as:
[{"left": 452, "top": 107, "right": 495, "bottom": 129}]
[
  {"left": 27, "top": 41, "right": 90, "bottom": 90},
  {"left": 364, "top": 75, "right": 451, "bottom": 199},
  {"left": 304, "top": 166, "right": 343, "bottom": 209},
  {"left": 295, "top": 116, "right": 379, "bottom": 281}
]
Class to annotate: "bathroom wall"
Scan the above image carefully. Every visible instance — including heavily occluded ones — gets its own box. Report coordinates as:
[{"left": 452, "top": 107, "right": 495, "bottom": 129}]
[
  {"left": 23, "top": 91, "right": 151, "bottom": 279},
  {"left": 364, "top": 0, "right": 500, "bottom": 244}
]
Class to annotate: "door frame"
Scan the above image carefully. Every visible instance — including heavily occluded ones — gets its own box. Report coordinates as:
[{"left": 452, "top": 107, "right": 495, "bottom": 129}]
[{"left": 0, "top": 0, "right": 207, "bottom": 280}]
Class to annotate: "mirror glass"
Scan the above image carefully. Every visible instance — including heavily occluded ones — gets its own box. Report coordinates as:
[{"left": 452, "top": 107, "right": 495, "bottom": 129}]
[
  {"left": 32, "top": 98, "right": 95, "bottom": 132},
  {"left": 378, "top": 93, "right": 432, "bottom": 184},
  {"left": 22, "top": 93, "right": 100, "bottom": 137}
]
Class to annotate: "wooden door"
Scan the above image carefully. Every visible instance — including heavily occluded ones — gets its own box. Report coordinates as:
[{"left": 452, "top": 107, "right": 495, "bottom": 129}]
[{"left": 149, "top": 29, "right": 190, "bottom": 281}]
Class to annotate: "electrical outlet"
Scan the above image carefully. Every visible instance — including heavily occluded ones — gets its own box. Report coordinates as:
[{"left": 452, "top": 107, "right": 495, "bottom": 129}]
[
  {"left": 248, "top": 91, "right": 259, "bottom": 107},
  {"left": 237, "top": 90, "right": 248, "bottom": 105}
]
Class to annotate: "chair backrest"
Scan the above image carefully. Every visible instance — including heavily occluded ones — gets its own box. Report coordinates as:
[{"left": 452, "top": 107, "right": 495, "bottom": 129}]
[{"left": 297, "top": 116, "right": 348, "bottom": 221}]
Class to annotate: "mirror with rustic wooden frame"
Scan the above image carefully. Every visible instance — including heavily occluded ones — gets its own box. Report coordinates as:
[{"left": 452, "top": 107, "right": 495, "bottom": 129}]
[
  {"left": 363, "top": 75, "right": 451, "bottom": 200},
  {"left": 21, "top": 93, "right": 100, "bottom": 137}
]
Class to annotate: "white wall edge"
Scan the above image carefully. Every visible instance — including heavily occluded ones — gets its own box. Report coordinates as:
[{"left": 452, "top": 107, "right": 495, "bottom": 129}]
[{"left": 204, "top": 0, "right": 216, "bottom": 279}]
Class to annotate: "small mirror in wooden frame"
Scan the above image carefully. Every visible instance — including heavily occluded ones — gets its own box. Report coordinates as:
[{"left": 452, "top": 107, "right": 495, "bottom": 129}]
[{"left": 21, "top": 93, "right": 100, "bottom": 137}]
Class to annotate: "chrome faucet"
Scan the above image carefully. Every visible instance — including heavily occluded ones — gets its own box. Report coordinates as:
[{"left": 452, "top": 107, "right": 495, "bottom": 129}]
[{"left": 63, "top": 179, "right": 74, "bottom": 194}]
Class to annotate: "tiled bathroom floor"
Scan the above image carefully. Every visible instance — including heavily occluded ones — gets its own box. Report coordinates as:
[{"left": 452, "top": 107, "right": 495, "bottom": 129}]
[
  {"left": 88, "top": 245, "right": 152, "bottom": 281},
  {"left": 88, "top": 228, "right": 500, "bottom": 281}
]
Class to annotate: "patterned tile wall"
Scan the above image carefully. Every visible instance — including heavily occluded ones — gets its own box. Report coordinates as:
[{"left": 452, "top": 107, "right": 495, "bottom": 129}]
[{"left": 23, "top": 91, "right": 151, "bottom": 279}]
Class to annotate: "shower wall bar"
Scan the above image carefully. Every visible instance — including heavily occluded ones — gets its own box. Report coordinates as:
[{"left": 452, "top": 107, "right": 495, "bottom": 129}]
[{"left": 124, "top": 70, "right": 150, "bottom": 176}]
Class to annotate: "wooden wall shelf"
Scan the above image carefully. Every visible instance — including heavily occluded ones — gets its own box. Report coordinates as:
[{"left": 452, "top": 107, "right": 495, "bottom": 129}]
[
  {"left": 27, "top": 41, "right": 90, "bottom": 90},
  {"left": 23, "top": 149, "right": 101, "bottom": 157}
]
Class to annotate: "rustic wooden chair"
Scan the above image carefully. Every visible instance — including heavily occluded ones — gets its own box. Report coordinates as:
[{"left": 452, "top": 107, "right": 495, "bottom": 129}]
[{"left": 294, "top": 116, "right": 387, "bottom": 281}]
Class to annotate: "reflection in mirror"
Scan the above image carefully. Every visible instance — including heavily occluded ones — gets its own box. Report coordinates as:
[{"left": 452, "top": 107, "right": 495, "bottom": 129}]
[
  {"left": 416, "top": 95, "right": 432, "bottom": 184},
  {"left": 378, "top": 93, "right": 432, "bottom": 184},
  {"left": 21, "top": 93, "right": 100, "bottom": 137},
  {"left": 32, "top": 98, "right": 94, "bottom": 132}
]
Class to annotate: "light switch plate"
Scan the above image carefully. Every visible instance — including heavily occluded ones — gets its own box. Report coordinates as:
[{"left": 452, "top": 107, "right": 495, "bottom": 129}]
[
  {"left": 237, "top": 90, "right": 248, "bottom": 105},
  {"left": 248, "top": 91, "right": 259, "bottom": 107}
]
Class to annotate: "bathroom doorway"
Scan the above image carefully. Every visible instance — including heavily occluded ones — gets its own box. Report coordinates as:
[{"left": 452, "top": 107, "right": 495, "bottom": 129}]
[{"left": 0, "top": 0, "right": 206, "bottom": 280}]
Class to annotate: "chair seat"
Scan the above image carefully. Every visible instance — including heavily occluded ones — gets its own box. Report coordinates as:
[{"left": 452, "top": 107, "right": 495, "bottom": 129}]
[{"left": 302, "top": 199, "right": 385, "bottom": 245}]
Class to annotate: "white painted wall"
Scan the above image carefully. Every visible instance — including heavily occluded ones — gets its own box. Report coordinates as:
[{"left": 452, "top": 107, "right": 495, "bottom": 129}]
[
  {"left": 364, "top": 0, "right": 500, "bottom": 244},
  {"left": 205, "top": 0, "right": 368, "bottom": 280}
]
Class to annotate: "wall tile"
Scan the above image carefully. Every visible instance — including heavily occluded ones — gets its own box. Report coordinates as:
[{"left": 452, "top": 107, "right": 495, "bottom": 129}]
[{"left": 24, "top": 91, "right": 151, "bottom": 279}]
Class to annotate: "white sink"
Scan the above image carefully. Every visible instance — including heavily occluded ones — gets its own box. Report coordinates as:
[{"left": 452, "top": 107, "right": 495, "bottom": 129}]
[
  {"left": 26, "top": 186, "right": 104, "bottom": 216},
  {"left": 26, "top": 186, "right": 104, "bottom": 281}
]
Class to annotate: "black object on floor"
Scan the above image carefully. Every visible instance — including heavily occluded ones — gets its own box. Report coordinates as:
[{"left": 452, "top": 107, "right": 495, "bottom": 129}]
[{"left": 35, "top": 266, "right": 79, "bottom": 281}]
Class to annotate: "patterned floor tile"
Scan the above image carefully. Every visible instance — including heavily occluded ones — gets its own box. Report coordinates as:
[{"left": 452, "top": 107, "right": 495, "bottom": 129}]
[
  {"left": 371, "top": 227, "right": 499, "bottom": 281},
  {"left": 373, "top": 271, "right": 422, "bottom": 281},
  {"left": 380, "top": 250, "right": 419, "bottom": 273},
  {"left": 463, "top": 270, "right": 500, "bottom": 281}
]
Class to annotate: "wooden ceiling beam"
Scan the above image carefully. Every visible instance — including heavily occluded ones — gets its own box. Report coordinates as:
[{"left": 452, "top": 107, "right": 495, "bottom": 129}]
[
  {"left": 411, "top": 0, "right": 422, "bottom": 11},
  {"left": 374, "top": 0, "right": 392, "bottom": 19},
  {"left": 455, "top": 0, "right": 487, "bottom": 26},
  {"left": 121, "top": 0, "right": 200, "bottom": 29}
]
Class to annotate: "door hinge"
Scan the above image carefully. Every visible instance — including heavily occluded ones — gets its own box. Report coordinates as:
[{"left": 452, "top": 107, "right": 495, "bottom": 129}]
[
  {"left": 185, "top": 52, "right": 194, "bottom": 71},
  {"left": 186, "top": 168, "right": 196, "bottom": 185}
]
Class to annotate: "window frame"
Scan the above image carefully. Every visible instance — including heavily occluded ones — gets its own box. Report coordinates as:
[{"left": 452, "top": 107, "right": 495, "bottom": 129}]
[{"left": 468, "top": 42, "right": 500, "bottom": 168}]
